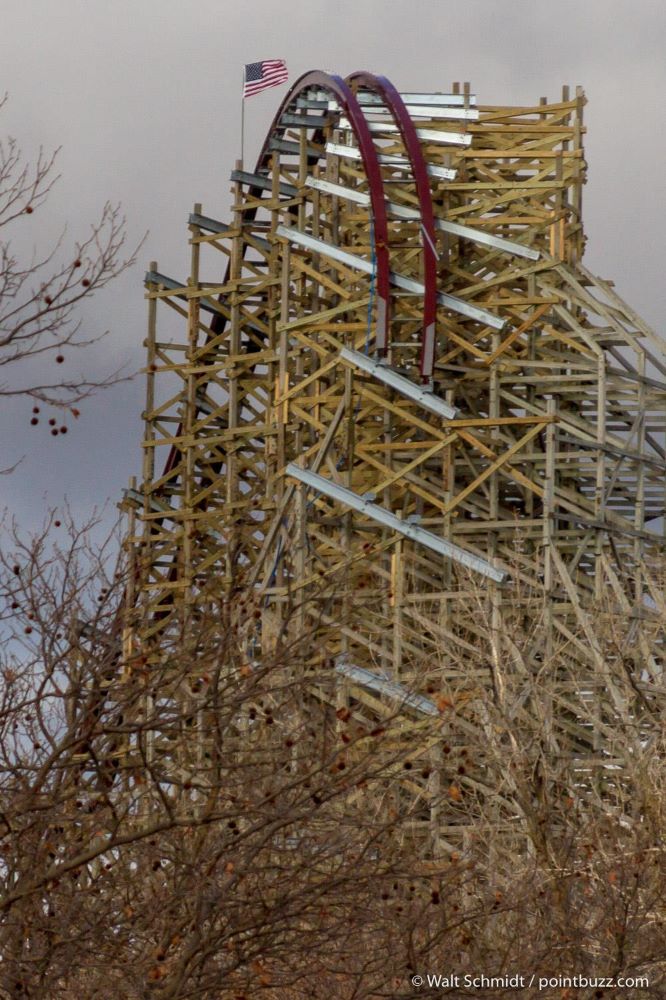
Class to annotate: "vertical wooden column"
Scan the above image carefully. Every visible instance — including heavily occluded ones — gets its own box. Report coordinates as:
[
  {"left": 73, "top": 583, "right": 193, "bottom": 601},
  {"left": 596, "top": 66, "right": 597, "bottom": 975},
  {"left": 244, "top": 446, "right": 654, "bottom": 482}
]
[
  {"left": 259, "top": 240, "right": 291, "bottom": 657},
  {"left": 634, "top": 352, "right": 646, "bottom": 602},
  {"left": 225, "top": 166, "right": 244, "bottom": 588},
  {"left": 390, "top": 536, "right": 404, "bottom": 676},
  {"left": 525, "top": 302, "right": 537, "bottom": 519},
  {"left": 182, "top": 206, "right": 202, "bottom": 636},
  {"left": 140, "top": 263, "right": 158, "bottom": 640},
  {"left": 140, "top": 273, "right": 158, "bottom": 774},
  {"left": 551, "top": 152, "right": 564, "bottom": 261},
  {"left": 543, "top": 398, "right": 556, "bottom": 661},
  {"left": 541, "top": 397, "right": 557, "bottom": 754},
  {"left": 340, "top": 365, "right": 354, "bottom": 661},
  {"left": 293, "top": 129, "right": 309, "bottom": 641},
  {"left": 488, "top": 338, "right": 500, "bottom": 531},
  {"left": 561, "top": 85, "right": 571, "bottom": 262},
  {"left": 121, "top": 476, "right": 137, "bottom": 679},
  {"left": 428, "top": 741, "right": 443, "bottom": 858},
  {"left": 384, "top": 400, "right": 396, "bottom": 677},
  {"left": 440, "top": 387, "right": 455, "bottom": 631},
  {"left": 594, "top": 353, "right": 606, "bottom": 600},
  {"left": 488, "top": 338, "right": 504, "bottom": 705},
  {"left": 298, "top": 115, "right": 308, "bottom": 231},
  {"left": 265, "top": 154, "right": 283, "bottom": 526},
  {"left": 572, "top": 86, "right": 585, "bottom": 265},
  {"left": 276, "top": 244, "right": 290, "bottom": 505},
  {"left": 271, "top": 244, "right": 291, "bottom": 645}
]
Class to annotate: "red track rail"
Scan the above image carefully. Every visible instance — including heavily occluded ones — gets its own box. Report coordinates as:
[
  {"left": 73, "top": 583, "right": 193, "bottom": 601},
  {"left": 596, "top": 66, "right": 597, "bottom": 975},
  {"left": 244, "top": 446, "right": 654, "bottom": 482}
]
[
  {"left": 347, "top": 72, "right": 439, "bottom": 380},
  {"left": 257, "top": 71, "right": 391, "bottom": 347}
]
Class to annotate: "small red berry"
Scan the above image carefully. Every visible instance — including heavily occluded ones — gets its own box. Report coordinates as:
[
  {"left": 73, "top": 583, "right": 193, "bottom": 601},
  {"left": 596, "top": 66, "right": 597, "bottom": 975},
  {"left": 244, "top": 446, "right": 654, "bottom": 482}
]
[
  {"left": 51, "top": 429, "right": 58, "bottom": 436},
  {"left": 49, "top": 418, "right": 56, "bottom": 426},
  {"left": 70, "top": 408, "right": 80, "bottom": 418},
  {"left": 81, "top": 278, "right": 90, "bottom": 287},
  {"left": 55, "top": 355, "right": 64, "bottom": 363},
  {"left": 30, "top": 418, "right": 38, "bottom": 426},
  {"left": 73, "top": 259, "right": 81, "bottom": 268},
  {"left": 24, "top": 626, "right": 33, "bottom": 634},
  {"left": 60, "top": 426, "right": 67, "bottom": 434},
  {"left": 54, "top": 520, "right": 61, "bottom": 527},
  {"left": 44, "top": 296, "right": 53, "bottom": 305},
  {"left": 25, "top": 206, "right": 33, "bottom": 214},
  {"left": 32, "top": 407, "right": 40, "bottom": 414}
]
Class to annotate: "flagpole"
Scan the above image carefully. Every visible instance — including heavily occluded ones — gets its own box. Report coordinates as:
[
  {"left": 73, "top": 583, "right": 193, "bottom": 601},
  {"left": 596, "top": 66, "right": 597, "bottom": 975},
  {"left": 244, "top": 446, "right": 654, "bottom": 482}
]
[{"left": 240, "top": 66, "right": 245, "bottom": 168}]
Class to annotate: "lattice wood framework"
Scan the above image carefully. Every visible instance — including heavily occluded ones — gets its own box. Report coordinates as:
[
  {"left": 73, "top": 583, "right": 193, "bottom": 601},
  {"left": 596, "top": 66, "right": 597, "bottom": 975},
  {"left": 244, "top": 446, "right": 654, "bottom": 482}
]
[{"left": 122, "top": 72, "right": 666, "bottom": 845}]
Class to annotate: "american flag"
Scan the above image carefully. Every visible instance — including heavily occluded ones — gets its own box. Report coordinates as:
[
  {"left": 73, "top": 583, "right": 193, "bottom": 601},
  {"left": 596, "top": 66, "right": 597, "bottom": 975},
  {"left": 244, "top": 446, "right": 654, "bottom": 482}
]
[{"left": 243, "top": 60, "right": 288, "bottom": 98}]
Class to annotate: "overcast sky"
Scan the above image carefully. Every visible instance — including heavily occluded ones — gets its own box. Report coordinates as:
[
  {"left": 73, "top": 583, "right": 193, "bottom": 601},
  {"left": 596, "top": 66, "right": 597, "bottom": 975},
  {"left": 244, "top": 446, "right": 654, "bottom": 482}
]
[{"left": 1, "top": 0, "right": 665, "bottom": 537}]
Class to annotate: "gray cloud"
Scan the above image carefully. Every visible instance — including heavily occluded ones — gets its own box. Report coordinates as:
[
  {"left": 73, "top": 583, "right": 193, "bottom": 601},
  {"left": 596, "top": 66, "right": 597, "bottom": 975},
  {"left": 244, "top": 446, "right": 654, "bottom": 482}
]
[{"left": 1, "top": 0, "right": 664, "bottom": 530}]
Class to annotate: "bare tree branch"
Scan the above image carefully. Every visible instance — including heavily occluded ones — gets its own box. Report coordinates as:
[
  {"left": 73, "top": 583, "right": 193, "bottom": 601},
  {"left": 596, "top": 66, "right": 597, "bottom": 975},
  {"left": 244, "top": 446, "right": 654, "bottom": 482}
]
[{"left": 0, "top": 98, "right": 144, "bottom": 421}]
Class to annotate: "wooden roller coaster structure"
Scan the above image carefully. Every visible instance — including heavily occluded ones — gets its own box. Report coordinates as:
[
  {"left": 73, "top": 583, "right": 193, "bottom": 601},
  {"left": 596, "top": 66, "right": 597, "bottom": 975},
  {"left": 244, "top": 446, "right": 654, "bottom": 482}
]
[{"left": 121, "top": 71, "right": 666, "bottom": 851}]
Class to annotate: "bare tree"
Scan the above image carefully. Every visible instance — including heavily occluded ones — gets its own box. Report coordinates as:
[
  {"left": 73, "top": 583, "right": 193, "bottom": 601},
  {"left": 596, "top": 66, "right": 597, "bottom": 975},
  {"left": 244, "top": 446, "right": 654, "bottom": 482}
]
[
  {"left": 1, "top": 522, "right": 666, "bottom": 998},
  {"left": 0, "top": 516, "right": 441, "bottom": 997},
  {"left": 0, "top": 94, "right": 141, "bottom": 425}
]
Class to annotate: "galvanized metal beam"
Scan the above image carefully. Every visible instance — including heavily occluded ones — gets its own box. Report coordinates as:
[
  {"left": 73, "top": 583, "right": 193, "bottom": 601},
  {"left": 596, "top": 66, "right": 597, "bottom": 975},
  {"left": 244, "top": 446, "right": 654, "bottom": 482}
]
[
  {"left": 285, "top": 464, "right": 509, "bottom": 583},
  {"left": 393, "top": 272, "right": 507, "bottom": 330},
  {"left": 361, "top": 91, "right": 478, "bottom": 107},
  {"left": 339, "top": 347, "right": 458, "bottom": 419},
  {"left": 325, "top": 142, "right": 456, "bottom": 181},
  {"left": 188, "top": 213, "right": 232, "bottom": 235},
  {"left": 275, "top": 224, "right": 504, "bottom": 330},
  {"left": 360, "top": 103, "right": 480, "bottom": 121},
  {"left": 230, "top": 169, "right": 298, "bottom": 198},
  {"left": 337, "top": 118, "right": 473, "bottom": 147},
  {"left": 298, "top": 91, "right": 478, "bottom": 108},
  {"left": 304, "top": 177, "right": 371, "bottom": 205},
  {"left": 303, "top": 182, "right": 539, "bottom": 262},
  {"left": 335, "top": 658, "right": 439, "bottom": 716},
  {"left": 435, "top": 218, "right": 540, "bottom": 261}
]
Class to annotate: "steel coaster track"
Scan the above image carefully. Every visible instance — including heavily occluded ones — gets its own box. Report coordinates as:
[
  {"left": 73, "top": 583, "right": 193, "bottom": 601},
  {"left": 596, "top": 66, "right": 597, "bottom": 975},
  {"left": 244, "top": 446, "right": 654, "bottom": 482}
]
[
  {"left": 159, "top": 68, "right": 445, "bottom": 479},
  {"left": 346, "top": 71, "right": 438, "bottom": 379}
]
